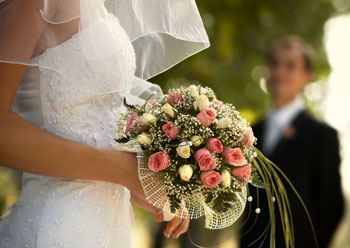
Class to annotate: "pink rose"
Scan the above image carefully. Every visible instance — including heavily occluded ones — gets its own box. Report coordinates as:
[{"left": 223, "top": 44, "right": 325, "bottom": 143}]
[
  {"left": 231, "top": 164, "right": 251, "bottom": 181},
  {"left": 195, "top": 149, "right": 216, "bottom": 171},
  {"left": 148, "top": 152, "right": 170, "bottom": 172},
  {"left": 125, "top": 114, "right": 139, "bottom": 134},
  {"left": 212, "top": 99, "right": 223, "bottom": 108},
  {"left": 162, "top": 121, "right": 179, "bottom": 140},
  {"left": 201, "top": 170, "right": 221, "bottom": 188},
  {"left": 206, "top": 138, "right": 223, "bottom": 153},
  {"left": 167, "top": 92, "right": 183, "bottom": 106},
  {"left": 242, "top": 127, "right": 255, "bottom": 146},
  {"left": 146, "top": 99, "right": 157, "bottom": 104},
  {"left": 196, "top": 108, "right": 216, "bottom": 127},
  {"left": 222, "top": 147, "right": 247, "bottom": 166}
]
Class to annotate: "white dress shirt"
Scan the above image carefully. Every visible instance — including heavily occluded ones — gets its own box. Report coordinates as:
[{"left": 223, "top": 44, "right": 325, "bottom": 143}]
[{"left": 262, "top": 96, "right": 305, "bottom": 155}]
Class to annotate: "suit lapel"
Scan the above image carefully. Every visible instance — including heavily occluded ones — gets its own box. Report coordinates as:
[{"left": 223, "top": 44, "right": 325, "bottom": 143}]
[{"left": 267, "top": 110, "right": 307, "bottom": 160}]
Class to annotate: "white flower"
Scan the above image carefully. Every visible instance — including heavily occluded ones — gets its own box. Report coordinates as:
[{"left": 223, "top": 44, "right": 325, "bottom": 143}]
[
  {"left": 190, "top": 136, "right": 203, "bottom": 147},
  {"left": 196, "top": 94, "right": 210, "bottom": 111},
  {"left": 221, "top": 170, "right": 231, "bottom": 188},
  {"left": 144, "top": 104, "right": 153, "bottom": 113},
  {"left": 189, "top": 85, "right": 199, "bottom": 98},
  {"left": 140, "top": 113, "right": 157, "bottom": 125},
  {"left": 162, "top": 103, "right": 176, "bottom": 118},
  {"left": 176, "top": 142, "right": 191, "bottom": 159},
  {"left": 193, "top": 101, "right": 198, "bottom": 111},
  {"left": 137, "top": 132, "right": 152, "bottom": 145},
  {"left": 179, "top": 164, "right": 194, "bottom": 181},
  {"left": 217, "top": 117, "right": 232, "bottom": 129}
]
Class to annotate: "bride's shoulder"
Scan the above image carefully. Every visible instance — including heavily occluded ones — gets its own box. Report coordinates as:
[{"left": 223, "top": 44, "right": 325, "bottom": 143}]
[{"left": 0, "top": 0, "right": 63, "bottom": 62}]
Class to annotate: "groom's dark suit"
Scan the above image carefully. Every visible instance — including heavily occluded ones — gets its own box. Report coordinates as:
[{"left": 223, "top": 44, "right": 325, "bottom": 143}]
[{"left": 240, "top": 110, "right": 344, "bottom": 248}]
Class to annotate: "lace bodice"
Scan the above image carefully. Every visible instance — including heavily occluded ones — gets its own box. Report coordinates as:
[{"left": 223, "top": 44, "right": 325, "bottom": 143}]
[
  {"left": 16, "top": 12, "right": 136, "bottom": 147},
  {"left": 0, "top": 11, "right": 137, "bottom": 248}
]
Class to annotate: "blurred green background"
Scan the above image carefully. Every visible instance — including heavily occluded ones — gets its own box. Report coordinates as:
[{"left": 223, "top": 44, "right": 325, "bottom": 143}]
[
  {"left": 1, "top": 0, "right": 350, "bottom": 247},
  {"left": 152, "top": 0, "right": 346, "bottom": 123}
]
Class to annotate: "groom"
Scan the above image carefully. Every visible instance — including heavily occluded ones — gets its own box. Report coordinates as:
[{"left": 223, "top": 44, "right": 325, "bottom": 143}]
[{"left": 240, "top": 36, "right": 344, "bottom": 248}]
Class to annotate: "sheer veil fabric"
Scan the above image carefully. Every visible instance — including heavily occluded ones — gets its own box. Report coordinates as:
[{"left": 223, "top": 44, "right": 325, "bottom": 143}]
[{"left": 0, "top": 0, "right": 210, "bottom": 100}]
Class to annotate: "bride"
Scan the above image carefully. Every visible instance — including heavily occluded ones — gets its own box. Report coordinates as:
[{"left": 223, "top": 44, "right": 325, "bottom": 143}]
[{"left": 0, "top": 0, "right": 210, "bottom": 247}]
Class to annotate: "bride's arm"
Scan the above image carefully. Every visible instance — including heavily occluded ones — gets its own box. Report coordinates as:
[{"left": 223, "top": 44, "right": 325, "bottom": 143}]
[{"left": 0, "top": 63, "right": 144, "bottom": 198}]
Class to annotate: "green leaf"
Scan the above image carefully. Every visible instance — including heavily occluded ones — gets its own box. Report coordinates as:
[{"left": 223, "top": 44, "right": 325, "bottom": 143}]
[
  {"left": 114, "top": 137, "right": 130, "bottom": 143},
  {"left": 249, "top": 164, "right": 269, "bottom": 189},
  {"left": 123, "top": 97, "right": 136, "bottom": 110}
]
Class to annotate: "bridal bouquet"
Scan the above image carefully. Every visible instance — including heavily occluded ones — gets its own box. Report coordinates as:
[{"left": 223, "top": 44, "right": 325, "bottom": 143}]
[{"left": 114, "top": 85, "right": 273, "bottom": 229}]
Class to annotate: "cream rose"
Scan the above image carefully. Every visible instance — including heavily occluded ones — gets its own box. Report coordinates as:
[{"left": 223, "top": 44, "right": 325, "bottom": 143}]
[
  {"left": 221, "top": 170, "right": 232, "bottom": 188},
  {"left": 162, "top": 103, "right": 176, "bottom": 118},
  {"left": 179, "top": 164, "right": 194, "bottom": 181},
  {"left": 196, "top": 94, "right": 210, "bottom": 111},
  {"left": 191, "top": 136, "right": 203, "bottom": 147},
  {"left": 189, "top": 85, "right": 199, "bottom": 98},
  {"left": 217, "top": 117, "right": 232, "bottom": 129},
  {"left": 140, "top": 113, "right": 157, "bottom": 125},
  {"left": 137, "top": 132, "right": 152, "bottom": 145},
  {"left": 176, "top": 142, "right": 191, "bottom": 159}
]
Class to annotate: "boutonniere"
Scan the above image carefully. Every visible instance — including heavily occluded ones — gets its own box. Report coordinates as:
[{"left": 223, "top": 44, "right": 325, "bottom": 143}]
[{"left": 282, "top": 125, "right": 296, "bottom": 140}]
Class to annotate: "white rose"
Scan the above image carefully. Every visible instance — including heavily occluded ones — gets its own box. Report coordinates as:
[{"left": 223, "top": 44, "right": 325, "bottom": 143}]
[
  {"left": 140, "top": 113, "right": 157, "bottom": 125},
  {"left": 137, "top": 132, "right": 152, "bottom": 145},
  {"left": 217, "top": 117, "right": 232, "bottom": 129},
  {"left": 196, "top": 94, "right": 210, "bottom": 111},
  {"left": 190, "top": 136, "right": 203, "bottom": 147},
  {"left": 176, "top": 142, "right": 191, "bottom": 159},
  {"left": 221, "top": 170, "right": 232, "bottom": 188},
  {"left": 179, "top": 164, "right": 194, "bottom": 181},
  {"left": 193, "top": 100, "right": 198, "bottom": 111},
  {"left": 189, "top": 85, "right": 199, "bottom": 98},
  {"left": 162, "top": 103, "right": 176, "bottom": 118}
]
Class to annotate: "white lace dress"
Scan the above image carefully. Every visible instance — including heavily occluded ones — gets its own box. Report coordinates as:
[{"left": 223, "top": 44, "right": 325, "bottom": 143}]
[{"left": 0, "top": 14, "right": 137, "bottom": 248}]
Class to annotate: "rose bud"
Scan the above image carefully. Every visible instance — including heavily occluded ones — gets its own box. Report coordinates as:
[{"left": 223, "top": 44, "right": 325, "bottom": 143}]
[
  {"left": 222, "top": 147, "right": 247, "bottom": 166},
  {"left": 125, "top": 114, "right": 139, "bottom": 134},
  {"left": 221, "top": 169, "right": 232, "bottom": 188},
  {"left": 148, "top": 152, "right": 170, "bottom": 172},
  {"left": 217, "top": 117, "right": 232, "bottom": 129},
  {"left": 140, "top": 113, "right": 157, "bottom": 125},
  {"left": 212, "top": 99, "right": 223, "bottom": 109},
  {"left": 137, "top": 132, "right": 152, "bottom": 145},
  {"left": 167, "top": 92, "right": 183, "bottom": 106},
  {"left": 206, "top": 138, "right": 223, "bottom": 153},
  {"left": 191, "top": 135, "right": 203, "bottom": 147},
  {"left": 189, "top": 85, "right": 199, "bottom": 98},
  {"left": 196, "top": 108, "right": 216, "bottom": 127},
  {"left": 162, "top": 103, "right": 176, "bottom": 118},
  {"left": 176, "top": 142, "right": 191, "bottom": 159},
  {"left": 162, "top": 121, "right": 179, "bottom": 140},
  {"left": 231, "top": 164, "right": 252, "bottom": 181},
  {"left": 196, "top": 94, "right": 210, "bottom": 111},
  {"left": 242, "top": 127, "right": 255, "bottom": 146},
  {"left": 200, "top": 170, "right": 221, "bottom": 188},
  {"left": 179, "top": 164, "right": 194, "bottom": 181},
  {"left": 195, "top": 149, "right": 216, "bottom": 171}
]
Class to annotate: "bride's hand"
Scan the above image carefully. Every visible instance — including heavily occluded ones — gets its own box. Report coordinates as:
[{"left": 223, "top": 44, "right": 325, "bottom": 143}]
[
  {"left": 155, "top": 210, "right": 190, "bottom": 239},
  {"left": 130, "top": 193, "right": 189, "bottom": 239}
]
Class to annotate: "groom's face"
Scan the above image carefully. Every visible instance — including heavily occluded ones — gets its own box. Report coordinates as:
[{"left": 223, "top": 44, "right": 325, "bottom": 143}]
[{"left": 267, "top": 47, "right": 310, "bottom": 101}]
